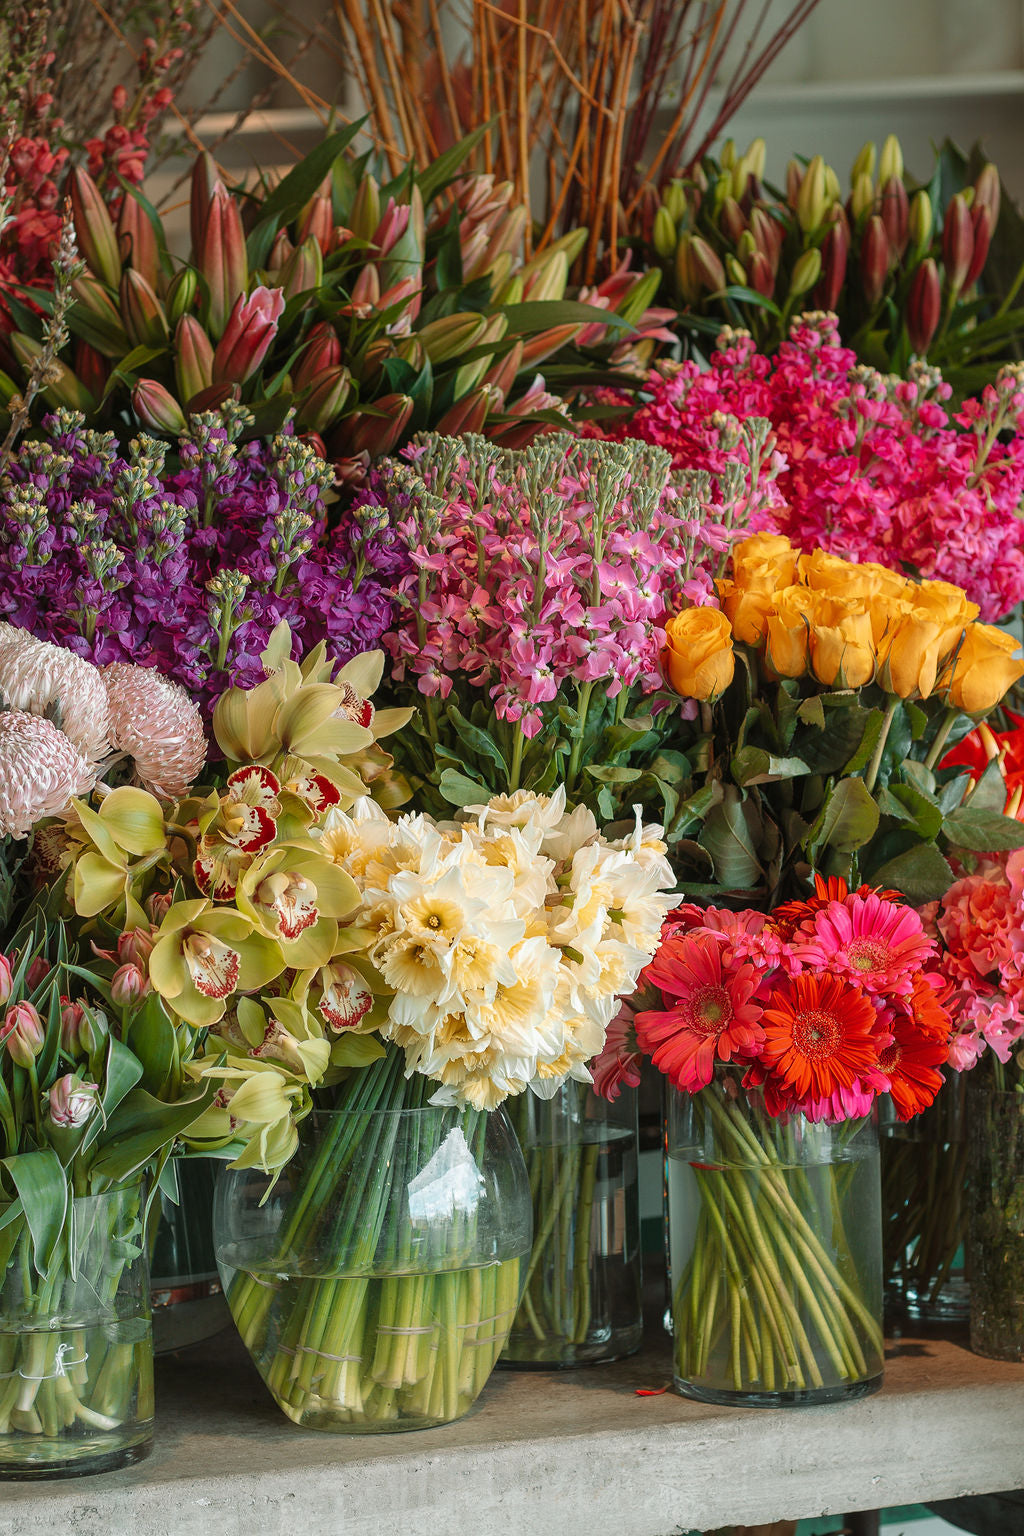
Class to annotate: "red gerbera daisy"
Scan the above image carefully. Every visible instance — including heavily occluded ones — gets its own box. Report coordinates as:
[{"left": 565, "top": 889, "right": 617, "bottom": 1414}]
[
  {"left": 771, "top": 874, "right": 905, "bottom": 941},
  {"left": 635, "top": 934, "right": 764, "bottom": 1093},
  {"left": 759, "top": 972, "right": 881, "bottom": 1103},
  {"left": 877, "top": 1003, "right": 950, "bottom": 1120}
]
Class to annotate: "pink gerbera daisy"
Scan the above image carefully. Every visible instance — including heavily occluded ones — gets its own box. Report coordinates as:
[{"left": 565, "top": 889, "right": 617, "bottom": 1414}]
[
  {"left": 635, "top": 934, "right": 765, "bottom": 1092},
  {"left": 792, "top": 892, "right": 934, "bottom": 997}
]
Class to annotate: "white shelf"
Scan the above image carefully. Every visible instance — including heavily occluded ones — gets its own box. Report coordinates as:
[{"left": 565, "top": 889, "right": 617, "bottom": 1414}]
[{"left": 1, "top": 1325, "right": 1022, "bottom": 1536}]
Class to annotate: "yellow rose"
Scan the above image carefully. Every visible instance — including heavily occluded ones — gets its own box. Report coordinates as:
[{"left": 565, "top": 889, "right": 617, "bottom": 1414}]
[
  {"left": 764, "top": 584, "right": 815, "bottom": 679},
  {"left": 717, "top": 579, "right": 774, "bottom": 644},
  {"left": 912, "top": 580, "right": 980, "bottom": 654},
  {"left": 877, "top": 610, "right": 946, "bottom": 699},
  {"left": 663, "top": 606, "right": 735, "bottom": 701},
  {"left": 942, "top": 623, "right": 1024, "bottom": 715},
  {"left": 800, "top": 551, "right": 914, "bottom": 642},
  {"left": 808, "top": 597, "right": 875, "bottom": 688},
  {"left": 731, "top": 532, "right": 799, "bottom": 593}
]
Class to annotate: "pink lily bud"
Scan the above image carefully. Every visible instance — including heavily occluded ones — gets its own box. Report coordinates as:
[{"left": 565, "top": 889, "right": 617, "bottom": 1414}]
[
  {"left": 120, "top": 268, "right": 168, "bottom": 349},
  {"left": 371, "top": 198, "right": 410, "bottom": 256},
  {"left": 746, "top": 250, "right": 775, "bottom": 297},
  {"left": 48, "top": 1074, "right": 100, "bottom": 1129},
  {"left": 334, "top": 394, "right": 413, "bottom": 458},
  {"left": 860, "top": 215, "right": 891, "bottom": 307},
  {"left": 111, "top": 963, "right": 149, "bottom": 1007},
  {"left": 378, "top": 277, "right": 422, "bottom": 331},
  {"left": 689, "top": 236, "right": 726, "bottom": 294},
  {"left": 133, "top": 379, "right": 187, "bottom": 435},
  {"left": 266, "top": 229, "right": 295, "bottom": 274},
  {"left": 296, "top": 365, "right": 352, "bottom": 433},
  {"left": 815, "top": 214, "right": 850, "bottom": 311},
  {"left": 75, "top": 340, "right": 109, "bottom": 399},
  {"left": 69, "top": 166, "right": 121, "bottom": 289},
  {"left": 26, "top": 956, "right": 51, "bottom": 990},
  {"left": 973, "top": 163, "right": 1001, "bottom": 231},
  {"left": 60, "top": 998, "right": 85, "bottom": 1055},
  {"left": 189, "top": 152, "right": 219, "bottom": 260},
  {"left": 1, "top": 1002, "right": 44, "bottom": 1068},
  {"left": 212, "top": 285, "right": 286, "bottom": 386},
  {"left": 481, "top": 339, "right": 524, "bottom": 406},
  {"left": 907, "top": 258, "right": 941, "bottom": 355},
  {"left": 942, "top": 193, "right": 975, "bottom": 297},
  {"left": 146, "top": 891, "right": 173, "bottom": 925},
  {"left": 718, "top": 195, "right": 746, "bottom": 246},
  {"left": 174, "top": 314, "right": 215, "bottom": 403},
  {"left": 200, "top": 184, "right": 248, "bottom": 339},
  {"left": 964, "top": 203, "right": 992, "bottom": 289},
  {"left": 297, "top": 193, "right": 334, "bottom": 255},
  {"left": 519, "top": 322, "right": 580, "bottom": 368},
  {"left": 166, "top": 267, "right": 198, "bottom": 325},
  {"left": 0, "top": 955, "right": 12, "bottom": 1007},
  {"left": 879, "top": 176, "right": 909, "bottom": 260},
  {"left": 279, "top": 236, "right": 323, "bottom": 301},
  {"left": 118, "top": 194, "right": 159, "bottom": 289},
  {"left": 294, "top": 322, "right": 342, "bottom": 392},
  {"left": 435, "top": 384, "right": 497, "bottom": 436},
  {"left": 749, "top": 208, "right": 782, "bottom": 272}
]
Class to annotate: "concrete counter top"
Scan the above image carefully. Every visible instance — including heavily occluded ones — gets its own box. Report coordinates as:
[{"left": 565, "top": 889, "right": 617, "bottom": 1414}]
[{"left": 1, "top": 1326, "right": 1022, "bottom": 1535}]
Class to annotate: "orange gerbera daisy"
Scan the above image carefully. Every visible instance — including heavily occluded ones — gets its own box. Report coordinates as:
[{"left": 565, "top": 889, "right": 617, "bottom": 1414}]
[{"left": 759, "top": 972, "right": 880, "bottom": 1102}]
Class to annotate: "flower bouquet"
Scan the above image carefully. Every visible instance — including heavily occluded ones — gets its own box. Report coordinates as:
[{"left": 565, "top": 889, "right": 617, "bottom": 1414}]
[{"left": 642, "top": 880, "right": 951, "bottom": 1406}]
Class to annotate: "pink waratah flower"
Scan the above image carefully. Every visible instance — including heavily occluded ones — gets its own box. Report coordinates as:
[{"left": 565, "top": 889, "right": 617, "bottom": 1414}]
[
  {"left": 591, "top": 1004, "right": 643, "bottom": 1102},
  {"left": 793, "top": 893, "right": 934, "bottom": 997},
  {"left": 0, "top": 629, "right": 111, "bottom": 762},
  {"left": 636, "top": 934, "right": 765, "bottom": 1092},
  {"left": 0, "top": 711, "right": 96, "bottom": 837},
  {"left": 102, "top": 663, "right": 207, "bottom": 800}
]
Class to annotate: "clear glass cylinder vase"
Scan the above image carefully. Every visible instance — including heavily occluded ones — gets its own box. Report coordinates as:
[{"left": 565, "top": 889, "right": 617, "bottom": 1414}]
[
  {"left": 501, "top": 1082, "right": 641, "bottom": 1367},
  {"left": 0, "top": 1182, "right": 153, "bottom": 1478},
  {"left": 967, "top": 1084, "right": 1024, "bottom": 1361},
  {"left": 150, "top": 1158, "right": 229, "bottom": 1355},
  {"left": 214, "top": 1101, "right": 532, "bottom": 1433},
  {"left": 881, "top": 1077, "right": 969, "bottom": 1326},
  {"left": 665, "top": 1073, "right": 884, "bottom": 1407}
]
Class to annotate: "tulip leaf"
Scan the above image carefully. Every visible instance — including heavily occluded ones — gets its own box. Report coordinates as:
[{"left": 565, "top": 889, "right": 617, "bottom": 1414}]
[
  {"left": 2, "top": 1150, "right": 67, "bottom": 1276},
  {"left": 808, "top": 776, "right": 880, "bottom": 857},
  {"left": 731, "top": 747, "right": 810, "bottom": 786},
  {"left": 0, "top": 1204, "right": 24, "bottom": 1275},
  {"left": 869, "top": 842, "right": 954, "bottom": 903},
  {"left": 942, "top": 807, "right": 1024, "bottom": 852},
  {"left": 247, "top": 124, "right": 365, "bottom": 268},
  {"left": 89, "top": 1079, "right": 220, "bottom": 1187}
]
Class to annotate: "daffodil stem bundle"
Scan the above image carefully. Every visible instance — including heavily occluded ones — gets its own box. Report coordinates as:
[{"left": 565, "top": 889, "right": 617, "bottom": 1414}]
[
  {"left": 0, "top": 1184, "right": 151, "bottom": 1464},
  {"left": 669, "top": 1085, "right": 884, "bottom": 1403},
  {"left": 224, "top": 1051, "right": 522, "bottom": 1430}
]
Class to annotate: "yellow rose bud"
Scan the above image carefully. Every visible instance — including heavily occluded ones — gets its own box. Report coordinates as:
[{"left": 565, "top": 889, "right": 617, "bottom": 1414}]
[
  {"left": 808, "top": 598, "right": 875, "bottom": 688},
  {"left": 942, "top": 623, "right": 1024, "bottom": 715},
  {"left": 877, "top": 611, "right": 946, "bottom": 699},
  {"left": 717, "top": 578, "right": 774, "bottom": 644},
  {"left": 663, "top": 606, "right": 735, "bottom": 701},
  {"left": 731, "top": 532, "right": 799, "bottom": 593},
  {"left": 764, "top": 585, "right": 815, "bottom": 678}
]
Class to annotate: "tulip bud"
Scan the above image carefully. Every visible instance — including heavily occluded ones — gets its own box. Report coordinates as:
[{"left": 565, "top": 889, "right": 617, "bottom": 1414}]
[
  {"left": 974, "top": 163, "right": 1001, "bottom": 230},
  {"left": 851, "top": 141, "right": 877, "bottom": 184},
  {"left": 880, "top": 175, "right": 909, "bottom": 260},
  {"left": 212, "top": 285, "right": 286, "bottom": 386},
  {"left": 907, "top": 257, "right": 941, "bottom": 355},
  {"left": 132, "top": 379, "right": 187, "bottom": 434},
  {"left": 942, "top": 192, "right": 975, "bottom": 296},
  {"left": 78, "top": 1004, "right": 109, "bottom": 1059},
  {"left": 60, "top": 998, "right": 85, "bottom": 1055},
  {"left": 662, "top": 181, "right": 688, "bottom": 225},
  {"left": 908, "top": 190, "right": 933, "bottom": 257},
  {"left": 69, "top": 167, "right": 121, "bottom": 290},
  {"left": 689, "top": 235, "right": 725, "bottom": 294},
  {"left": 879, "top": 134, "right": 903, "bottom": 186},
  {"left": 118, "top": 194, "right": 160, "bottom": 290},
  {"left": 796, "top": 156, "right": 829, "bottom": 233},
  {"left": 174, "top": 315, "right": 215, "bottom": 403},
  {"left": 296, "top": 364, "right": 352, "bottom": 433},
  {"left": 199, "top": 184, "right": 248, "bottom": 339},
  {"left": 789, "top": 247, "right": 822, "bottom": 300},
  {"left": 816, "top": 215, "right": 850, "bottom": 311},
  {"left": 166, "top": 267, "right": 198, "bottom": 325},
  {"left": 652, "top": 206, "right": 678, "bottom": 259},
  {"left": 294, "top": 322, "right": 343, "bottom": 393},
  {"left": 849, "top": 171, "right": 875, "bottom": 225},
  {"left": 964, "top": 204, "right": 992, "bottom": 289},
  {"left": 117, "top": 928, "right": 155, "bottom": 968},
  {"left": 111, "top": 963, "right": 149, "bottom": 1007},
  {"left": 1, "top": 1002, "right": 44, "bottom": 1068},
  {"left": 0, "top": 955, "right": 13, "bottom": 1008},
  {"left": 860, "top": 215, "right": 891, "bottom": 306},
  {"left": 26, "top": 957, "right": 50, "bottom": 991},
  {"left": 279, "top": 236, "right": 323, "bottom": 302},
  {"left": 189, "top": 152, "right": 219, "bottom": 259},
  {"left": 48, "top": 1073, "right": 100, "bottom": 1130},
  {"left": 719, "top": 195, "right": 746, "bottom": 246},
  {"left": 120, "top": 269, "right": 169, "bottom": 349}
]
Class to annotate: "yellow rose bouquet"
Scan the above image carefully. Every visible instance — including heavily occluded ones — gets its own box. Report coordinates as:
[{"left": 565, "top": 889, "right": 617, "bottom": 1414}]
[{"left": 660, "top": 533, "right": 1024, "bottom": 905}]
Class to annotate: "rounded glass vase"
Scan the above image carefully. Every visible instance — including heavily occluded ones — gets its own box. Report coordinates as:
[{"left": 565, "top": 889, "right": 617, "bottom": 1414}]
[
  {"left": 0, "top": 1182, "right": 153, "bottom": 1479},
  {"left": 501, "top": 1082, "right": 641, "bottom": 1367},
  {"left": 214, "top": 1102, "right": 531, "bottom": 1433},
  {"left": 665, "top": 1073, "right": 884, "bottom": 1408},
  {"left": 967, "top": 1084, "right": 1024, "bottom": 1361},
  {"left": 881, "top": 1077, "right": 969, "bottom": 1327}
]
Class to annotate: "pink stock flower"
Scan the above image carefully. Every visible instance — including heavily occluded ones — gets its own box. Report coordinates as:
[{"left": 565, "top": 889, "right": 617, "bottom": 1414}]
[{"left": 212, "top": 285, "right": 286, "bottom": 385}]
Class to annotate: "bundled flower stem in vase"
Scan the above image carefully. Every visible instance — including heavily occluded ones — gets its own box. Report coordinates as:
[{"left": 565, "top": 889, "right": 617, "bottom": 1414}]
[{"left": 640, "top": 881, "right": 953, "bottom": 1407}]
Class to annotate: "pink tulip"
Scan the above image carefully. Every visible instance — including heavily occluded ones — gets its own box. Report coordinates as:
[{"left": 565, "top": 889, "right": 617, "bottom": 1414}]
[
  {"left": 1, "top": 1002, "right": 44, "bottom": 1067},
  {"left": 48, "top": 1074, "right": 100, "bottom": 1129}
]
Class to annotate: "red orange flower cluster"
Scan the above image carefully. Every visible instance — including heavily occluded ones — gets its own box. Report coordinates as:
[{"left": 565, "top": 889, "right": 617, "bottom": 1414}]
[{"left": 635, "top": 878, "right": 951, "bottom": 1122}]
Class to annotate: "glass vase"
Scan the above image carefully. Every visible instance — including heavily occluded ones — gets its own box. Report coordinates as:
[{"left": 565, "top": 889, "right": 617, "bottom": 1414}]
[
  {"left": 501, "top": 1082, "right": 641, "bottom": 1367},
  {"left": 0, "top": 1182, "right": 153, "bottom": 1478},
  {"left": 214, "top": 1100, "right": 531, "bottom": 1432},
  {"left": 881, "top": 1077, "right": 969, "bottom": 1326},
  {"left": 665, "top": 1073, "right": 884, "bottom": 1407},
  {"left": 150, "top": 1158, "right": 230, "bottom": 1355},
  {"left": 967, "top": 1084, "right": 1024, "bottom": 1360}
]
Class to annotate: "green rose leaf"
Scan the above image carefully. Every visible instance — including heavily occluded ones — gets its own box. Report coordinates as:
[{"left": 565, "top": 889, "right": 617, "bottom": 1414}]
[
  {"left": 731, "top": 746, "right": 811, "bottom": 786},
  {"left": 870, "top": 842, "right": 954, "bottom": 903},
  {"left": 810, "top": 776, "right": 880, "bottom": 856},
  {"left": 942, "top": 807, "right": 1024, "bottom": 852},
  {"left": 701, "top": 792, "right": 762, "bottom": 888}
]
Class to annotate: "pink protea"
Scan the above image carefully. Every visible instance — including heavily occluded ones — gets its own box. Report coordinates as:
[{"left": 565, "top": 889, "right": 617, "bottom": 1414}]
[
  {"left": 0, "top": 711, "right": 96, "bottom": 837},
  {"left": 0, "top": 631, "right": 111, "bottom": 762},
  {"left": 102, "top": 664, "right": 206, "bottom": 799},
  {"left": 793, "top": 893, "right": 935, "bottom": 997}
]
